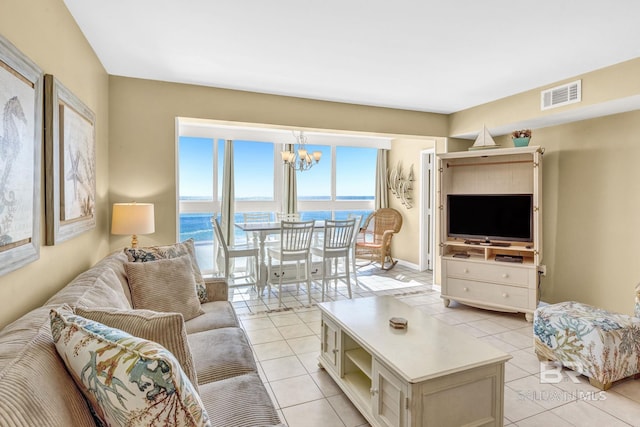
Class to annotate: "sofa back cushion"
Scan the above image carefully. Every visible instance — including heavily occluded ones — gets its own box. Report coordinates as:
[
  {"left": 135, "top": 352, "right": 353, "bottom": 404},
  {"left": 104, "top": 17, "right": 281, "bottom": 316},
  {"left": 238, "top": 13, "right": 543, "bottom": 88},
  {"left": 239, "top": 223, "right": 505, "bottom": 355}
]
[
  {"left": 93, "top": 250, "right": 133, "bottom": 304},
  {"left": 0, "top": 307, "right": 97, "bottom": 426},
  {"left": 45, "top": 256, "right": 131, "bottom": 311}
]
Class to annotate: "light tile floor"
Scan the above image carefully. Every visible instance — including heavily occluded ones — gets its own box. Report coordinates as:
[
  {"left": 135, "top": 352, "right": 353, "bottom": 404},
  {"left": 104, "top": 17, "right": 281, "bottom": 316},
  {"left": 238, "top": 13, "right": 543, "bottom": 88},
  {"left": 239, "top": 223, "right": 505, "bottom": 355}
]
[{"left": 229, "top": 263, "right": 640, "bottom": 427}]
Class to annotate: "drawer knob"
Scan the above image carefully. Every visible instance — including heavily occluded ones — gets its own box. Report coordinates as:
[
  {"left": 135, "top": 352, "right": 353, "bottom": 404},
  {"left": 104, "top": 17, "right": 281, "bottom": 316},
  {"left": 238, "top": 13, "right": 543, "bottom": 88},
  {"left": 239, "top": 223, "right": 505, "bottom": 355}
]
[
  {"left": 463, "top": 287, "right": 469, "bottom": 292},
  {"left": 332, "top": 348, "right": 339, "bottom": 354},
  {"left": 502, "top": 292, "right": 509, "bottom": 298},
  {"left": 502, "top": 273, "right": 509, "bottom": 278},
  {"left": 463, "top": 268, "right": 469, "bottom": 273},
  {"left": 370, "top": 388, "right": 379, "bottom": 395}
]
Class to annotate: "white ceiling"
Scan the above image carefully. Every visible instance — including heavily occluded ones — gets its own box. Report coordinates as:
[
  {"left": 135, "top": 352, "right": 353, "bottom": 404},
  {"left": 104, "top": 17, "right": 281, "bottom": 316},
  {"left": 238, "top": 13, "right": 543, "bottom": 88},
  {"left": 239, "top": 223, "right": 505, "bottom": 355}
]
[{"left": 64, "top": 0, "right": 640, "bottom": 115}]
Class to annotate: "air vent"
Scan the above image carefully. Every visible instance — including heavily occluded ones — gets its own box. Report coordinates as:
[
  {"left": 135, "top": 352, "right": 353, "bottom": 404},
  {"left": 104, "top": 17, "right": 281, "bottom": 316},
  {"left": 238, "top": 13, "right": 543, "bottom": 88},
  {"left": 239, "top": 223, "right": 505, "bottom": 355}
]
[{"left": 541, "top": 80, "right": 581, "bottom": 110}]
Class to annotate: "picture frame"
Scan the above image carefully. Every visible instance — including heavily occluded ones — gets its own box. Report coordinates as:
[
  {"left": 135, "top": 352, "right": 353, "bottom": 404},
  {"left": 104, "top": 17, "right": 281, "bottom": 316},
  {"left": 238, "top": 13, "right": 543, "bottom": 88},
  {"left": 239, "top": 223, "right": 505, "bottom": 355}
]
[
  {"left": 0, "top": 34, "right": 42, "bottom": 275},
  {"left": 44, "top": 74, "right": 96, "bottom": 245}
]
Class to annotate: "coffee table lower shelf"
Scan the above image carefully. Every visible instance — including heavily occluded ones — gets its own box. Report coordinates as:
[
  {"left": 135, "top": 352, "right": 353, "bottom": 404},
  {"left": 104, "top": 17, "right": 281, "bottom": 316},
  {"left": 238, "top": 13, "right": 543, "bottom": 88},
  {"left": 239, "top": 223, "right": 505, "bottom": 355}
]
[{"left": 342, "top": 371, "right": 372, "bottom": 411}]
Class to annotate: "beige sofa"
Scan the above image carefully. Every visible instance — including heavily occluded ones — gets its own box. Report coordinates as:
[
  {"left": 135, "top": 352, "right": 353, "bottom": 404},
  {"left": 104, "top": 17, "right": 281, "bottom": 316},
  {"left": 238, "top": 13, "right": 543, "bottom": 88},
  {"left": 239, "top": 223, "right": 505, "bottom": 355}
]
[{"left": 0, "top": 250, "right": 283, "bottom": 426}]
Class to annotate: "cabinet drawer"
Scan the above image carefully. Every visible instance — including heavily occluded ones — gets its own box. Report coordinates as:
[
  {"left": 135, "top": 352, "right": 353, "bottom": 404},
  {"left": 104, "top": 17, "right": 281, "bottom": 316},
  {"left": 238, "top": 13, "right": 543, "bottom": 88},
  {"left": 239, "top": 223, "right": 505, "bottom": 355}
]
[
  {"left": 446, "top": 278, "right": 529, "bottom": 309},
  {"left": 445, "top": 259, "right": 531, "bottom": 287}
]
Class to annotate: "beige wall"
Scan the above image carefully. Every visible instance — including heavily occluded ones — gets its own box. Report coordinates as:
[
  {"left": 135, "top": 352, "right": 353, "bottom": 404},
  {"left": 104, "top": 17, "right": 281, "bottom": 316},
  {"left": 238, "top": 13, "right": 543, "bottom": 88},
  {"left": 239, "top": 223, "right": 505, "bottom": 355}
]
[
  {"left": 387, "top": 138, "right": 446, "bottom": 268},
  {"left": 451, "top": 110, "right": 640, "bottom": 316},
  {"left": 523, "top": 112, "right": 640, "bottom": 315},
  {"left": 0, "top": 0, "right": 110, "bottom": 329},
  {"left": 108, "top": 77, "right": 449, "bottom": 249},
  {"left": 450, "top": 58, "right": 640, "bottom": 138}
]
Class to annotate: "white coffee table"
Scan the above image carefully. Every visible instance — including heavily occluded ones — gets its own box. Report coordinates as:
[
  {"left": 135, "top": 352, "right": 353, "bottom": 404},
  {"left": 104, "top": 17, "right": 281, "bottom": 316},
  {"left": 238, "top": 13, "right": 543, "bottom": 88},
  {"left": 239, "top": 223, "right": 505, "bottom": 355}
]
[{"left": 318, "top": 296, "right": 511, "bottom": 427}]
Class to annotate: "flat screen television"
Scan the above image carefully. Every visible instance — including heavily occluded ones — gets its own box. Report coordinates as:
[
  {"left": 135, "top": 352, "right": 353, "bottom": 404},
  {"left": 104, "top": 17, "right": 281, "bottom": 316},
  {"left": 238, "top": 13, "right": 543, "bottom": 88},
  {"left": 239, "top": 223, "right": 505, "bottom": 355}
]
[{"left": 447, "top": 194, "right": 533, "bottom": 242}]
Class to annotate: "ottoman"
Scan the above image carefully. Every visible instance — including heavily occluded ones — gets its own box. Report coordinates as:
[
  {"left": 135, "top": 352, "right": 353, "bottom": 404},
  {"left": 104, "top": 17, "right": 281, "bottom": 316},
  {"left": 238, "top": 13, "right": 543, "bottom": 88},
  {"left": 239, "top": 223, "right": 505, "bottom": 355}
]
[{"left": 533, "top": 300, "right": 640, "bottom": 390}]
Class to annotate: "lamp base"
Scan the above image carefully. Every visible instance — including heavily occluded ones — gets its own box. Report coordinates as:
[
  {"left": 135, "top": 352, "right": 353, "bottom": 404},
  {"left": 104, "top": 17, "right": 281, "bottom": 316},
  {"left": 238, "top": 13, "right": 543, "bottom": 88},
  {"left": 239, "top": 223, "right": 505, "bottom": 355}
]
[{"left": 131, "top": 234, "right": 139, "bottom": 248}]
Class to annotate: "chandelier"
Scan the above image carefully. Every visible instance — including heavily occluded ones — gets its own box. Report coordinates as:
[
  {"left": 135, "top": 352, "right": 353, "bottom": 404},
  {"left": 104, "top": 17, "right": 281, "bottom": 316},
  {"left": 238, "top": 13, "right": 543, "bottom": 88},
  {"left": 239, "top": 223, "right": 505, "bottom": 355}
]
[{"left": 281, "top": 131, "right": 322, "bottom": 171}]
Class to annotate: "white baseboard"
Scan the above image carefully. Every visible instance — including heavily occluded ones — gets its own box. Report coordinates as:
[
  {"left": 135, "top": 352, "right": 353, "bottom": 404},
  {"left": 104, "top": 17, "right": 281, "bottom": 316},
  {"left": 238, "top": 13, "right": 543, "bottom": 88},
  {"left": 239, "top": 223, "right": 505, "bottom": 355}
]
[{"left": 396, "top": 259, "right": 417, "bottom": 270}]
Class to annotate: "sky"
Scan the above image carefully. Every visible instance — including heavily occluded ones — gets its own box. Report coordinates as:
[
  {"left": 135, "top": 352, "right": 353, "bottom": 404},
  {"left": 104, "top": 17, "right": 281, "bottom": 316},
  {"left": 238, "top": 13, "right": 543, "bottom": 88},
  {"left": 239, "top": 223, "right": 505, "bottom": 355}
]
[{"left": 179, "top": 137, "right": 377, "bottom": 200}]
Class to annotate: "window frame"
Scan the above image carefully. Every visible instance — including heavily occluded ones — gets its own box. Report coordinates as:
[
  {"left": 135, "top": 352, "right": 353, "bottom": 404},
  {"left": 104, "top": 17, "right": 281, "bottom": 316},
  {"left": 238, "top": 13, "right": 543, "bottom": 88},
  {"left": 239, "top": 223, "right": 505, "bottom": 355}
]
[
  {"left": 177, "top": 141, "right": 377, "bottom": 221},
  {"left": 177, "top": 137, "right": 221, "bottom": 219},
  {"left": 296, "top": 145, "right": 376, "bottom": 216},
  {"left": 176, "top": 119, "right": 391, "bottom": 273}
]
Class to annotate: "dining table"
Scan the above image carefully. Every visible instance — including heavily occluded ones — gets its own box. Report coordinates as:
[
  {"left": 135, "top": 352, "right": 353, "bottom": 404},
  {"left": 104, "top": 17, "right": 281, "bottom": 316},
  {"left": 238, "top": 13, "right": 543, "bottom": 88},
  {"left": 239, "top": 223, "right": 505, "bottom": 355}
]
[{"left": 234, "top": 220, "right": 325, "bottom": 293}]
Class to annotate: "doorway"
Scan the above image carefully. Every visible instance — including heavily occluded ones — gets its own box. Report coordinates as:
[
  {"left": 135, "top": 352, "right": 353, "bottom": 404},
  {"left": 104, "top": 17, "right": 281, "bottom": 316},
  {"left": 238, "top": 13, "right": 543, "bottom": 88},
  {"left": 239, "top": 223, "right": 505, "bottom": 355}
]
[{"left": 419, "top": 149, "right": 435, "bottom": 271}]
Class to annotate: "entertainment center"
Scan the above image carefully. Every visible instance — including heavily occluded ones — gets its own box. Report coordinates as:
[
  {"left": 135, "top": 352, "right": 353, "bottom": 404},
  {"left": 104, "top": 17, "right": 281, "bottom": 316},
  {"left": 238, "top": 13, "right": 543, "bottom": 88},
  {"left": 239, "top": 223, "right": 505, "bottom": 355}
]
[{"left": 438, "top": 146, "right": 543, "bottom": 321}]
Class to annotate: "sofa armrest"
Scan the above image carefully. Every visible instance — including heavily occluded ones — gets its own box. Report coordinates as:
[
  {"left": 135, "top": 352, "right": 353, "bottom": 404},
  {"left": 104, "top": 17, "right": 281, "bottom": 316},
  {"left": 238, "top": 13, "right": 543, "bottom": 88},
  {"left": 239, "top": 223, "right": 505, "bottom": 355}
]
[{"left": 204, "top": 277, "right": 229, "bottom": 301}]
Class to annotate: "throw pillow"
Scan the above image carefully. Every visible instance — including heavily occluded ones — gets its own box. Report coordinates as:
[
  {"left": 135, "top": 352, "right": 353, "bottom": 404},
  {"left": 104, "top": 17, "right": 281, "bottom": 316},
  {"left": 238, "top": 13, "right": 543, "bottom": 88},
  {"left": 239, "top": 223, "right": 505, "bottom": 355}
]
[
  {"left": 74, "top": 306, "right": 198, "bottom": 389},
  {"left": 50, "top": 305, "right": 210, "bottom": 427},
  {"left": 125, "top": 239, "right": 208, "bottom": 303},
  {"left": 125, "top": 254, "right": 204, "bottom": 321}
]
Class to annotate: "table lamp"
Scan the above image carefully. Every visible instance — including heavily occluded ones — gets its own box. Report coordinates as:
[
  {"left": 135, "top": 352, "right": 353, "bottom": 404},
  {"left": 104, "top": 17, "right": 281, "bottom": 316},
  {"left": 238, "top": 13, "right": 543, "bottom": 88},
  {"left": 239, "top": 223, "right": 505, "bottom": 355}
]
[{"left": 111, "top": 202, "right": 155, "bottom": 248}]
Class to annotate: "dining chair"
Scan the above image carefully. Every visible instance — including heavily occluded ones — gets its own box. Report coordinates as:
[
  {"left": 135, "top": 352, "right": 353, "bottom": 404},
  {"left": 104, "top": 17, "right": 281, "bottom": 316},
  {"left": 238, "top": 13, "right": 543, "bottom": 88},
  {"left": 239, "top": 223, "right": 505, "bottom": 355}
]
[
  {"left": 242, "top": 212, "right": 272, "bottom": 244},
  {"left": 266, "top": 220, "right": 315, "bottom": 307},
  {"left": 276, "top": 212, "right": 301, "bottom": 221},
  {"left": 212, "top": 217, "right": 260, "bottom": 288},
  {"left": 275, "top": 212, "right": 305, "bottom": 246},
  {"left": 311, "top": 219, "right": 355, "bottom": 301}
]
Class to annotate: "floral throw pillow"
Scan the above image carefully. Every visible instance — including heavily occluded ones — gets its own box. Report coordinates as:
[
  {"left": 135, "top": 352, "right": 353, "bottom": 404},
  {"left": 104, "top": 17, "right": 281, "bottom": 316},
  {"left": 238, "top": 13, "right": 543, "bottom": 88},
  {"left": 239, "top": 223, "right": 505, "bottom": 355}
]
[
  {"left": 50, "top": 305, "right": 210, "bottom": 427},
  {"left": 73, "top": 306, "right": 199, "bottom": 390},
  {"left": 124, "top": 239, "right": 208, "bottom": 303}
]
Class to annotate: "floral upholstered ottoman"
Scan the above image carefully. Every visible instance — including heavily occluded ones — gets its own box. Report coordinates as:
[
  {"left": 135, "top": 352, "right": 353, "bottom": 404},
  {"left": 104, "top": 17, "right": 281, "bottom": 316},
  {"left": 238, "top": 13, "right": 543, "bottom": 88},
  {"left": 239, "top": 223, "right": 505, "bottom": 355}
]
[{"left": 533, "top": 294, "right": 640, "bottom": 390}]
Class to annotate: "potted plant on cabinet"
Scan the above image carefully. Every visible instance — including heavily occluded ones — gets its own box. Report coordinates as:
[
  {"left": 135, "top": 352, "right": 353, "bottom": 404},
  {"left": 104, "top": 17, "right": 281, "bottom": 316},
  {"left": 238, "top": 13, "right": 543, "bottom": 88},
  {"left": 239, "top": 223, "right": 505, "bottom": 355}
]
[{"left": 512, "top": 129, "right": 532, "bottom": 147}]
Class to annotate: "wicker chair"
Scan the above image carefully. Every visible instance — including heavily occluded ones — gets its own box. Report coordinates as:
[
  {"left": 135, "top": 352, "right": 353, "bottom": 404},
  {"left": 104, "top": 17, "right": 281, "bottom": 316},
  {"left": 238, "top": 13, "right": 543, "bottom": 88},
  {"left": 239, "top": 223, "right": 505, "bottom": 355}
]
[{"left": 355, "top": 208, "right": 403, "bottom": 270}]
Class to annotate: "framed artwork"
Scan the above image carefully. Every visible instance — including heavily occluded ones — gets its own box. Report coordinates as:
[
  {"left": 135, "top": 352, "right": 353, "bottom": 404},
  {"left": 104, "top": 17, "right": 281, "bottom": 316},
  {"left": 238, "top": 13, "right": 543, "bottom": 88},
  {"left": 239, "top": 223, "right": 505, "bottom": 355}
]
[
  {"left": 44, "top": 74, "right": 96, "bottom": 245},
  {"left": 0, "top": 34, "right": 42, "bottom": 276}
]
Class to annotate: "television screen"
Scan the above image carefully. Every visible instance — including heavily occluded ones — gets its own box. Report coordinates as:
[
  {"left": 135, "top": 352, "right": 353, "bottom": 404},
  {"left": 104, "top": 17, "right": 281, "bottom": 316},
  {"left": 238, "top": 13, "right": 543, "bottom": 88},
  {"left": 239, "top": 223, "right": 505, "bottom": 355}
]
[{"left": 447, "top": 194, "right": 533, "bottom": 242}]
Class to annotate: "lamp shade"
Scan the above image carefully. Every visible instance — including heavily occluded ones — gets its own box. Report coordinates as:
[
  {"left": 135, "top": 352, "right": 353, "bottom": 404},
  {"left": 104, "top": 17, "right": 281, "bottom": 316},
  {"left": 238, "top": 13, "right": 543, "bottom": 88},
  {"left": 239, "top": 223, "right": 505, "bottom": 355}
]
[{"left": 111, "top": 203, "right": 155, "bottom": 235}]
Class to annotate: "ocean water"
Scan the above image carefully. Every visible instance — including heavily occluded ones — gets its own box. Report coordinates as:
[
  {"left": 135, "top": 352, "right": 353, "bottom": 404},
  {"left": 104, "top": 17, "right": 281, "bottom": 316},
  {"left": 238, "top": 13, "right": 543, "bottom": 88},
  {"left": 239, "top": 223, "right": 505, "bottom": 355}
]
[
  {"left": 179, "top": 213, "right": 216, "bottom": 243},
  {"left": 179, "top": 210, "right": 372, "bottom": 244}
]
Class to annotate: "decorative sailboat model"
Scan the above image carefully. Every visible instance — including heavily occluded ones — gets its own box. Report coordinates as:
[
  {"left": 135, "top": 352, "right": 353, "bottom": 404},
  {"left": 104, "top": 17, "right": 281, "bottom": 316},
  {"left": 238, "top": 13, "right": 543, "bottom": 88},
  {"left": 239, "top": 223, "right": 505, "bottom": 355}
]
[{"left": 469, "top": 125, "right": 499, "bottom": 151}]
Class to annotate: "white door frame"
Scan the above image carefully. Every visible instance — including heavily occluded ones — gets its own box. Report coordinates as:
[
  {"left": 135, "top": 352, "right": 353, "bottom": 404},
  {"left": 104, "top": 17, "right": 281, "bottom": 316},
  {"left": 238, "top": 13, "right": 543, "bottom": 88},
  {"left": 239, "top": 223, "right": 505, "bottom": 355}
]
[{"left": 419, "top": 149, "right": 436, "bottom": 271}]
